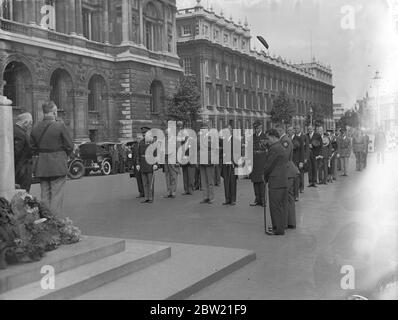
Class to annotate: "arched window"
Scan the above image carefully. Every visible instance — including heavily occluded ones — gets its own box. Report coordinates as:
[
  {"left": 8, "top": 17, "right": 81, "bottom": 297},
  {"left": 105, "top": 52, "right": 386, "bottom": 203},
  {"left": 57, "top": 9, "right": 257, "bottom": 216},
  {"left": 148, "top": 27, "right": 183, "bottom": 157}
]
[
  {"left": 50, "top": 69, "right": 73, "bottom": 112},
  {"left": 88, "top": 75, "right": 106, "bottom": 112},
  {"left": 144, "top": 2, "right": 162, "bottom": 51},
  {"left": 150, "top": 81, "right": 164, "bottom": 114}
]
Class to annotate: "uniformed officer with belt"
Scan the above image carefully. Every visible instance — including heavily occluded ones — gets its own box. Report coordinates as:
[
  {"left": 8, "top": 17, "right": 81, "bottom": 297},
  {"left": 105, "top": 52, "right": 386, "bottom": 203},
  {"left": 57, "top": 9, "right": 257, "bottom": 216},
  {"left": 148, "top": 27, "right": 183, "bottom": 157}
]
[
  {"left": 263, "top": 129, "right": 289, "bottom": 236},
  {"left": 276, "top": 124, "right": 299, "bottom": 229},
  {"left": 249, "top": 120, "right": 267, "bottom": 207}
]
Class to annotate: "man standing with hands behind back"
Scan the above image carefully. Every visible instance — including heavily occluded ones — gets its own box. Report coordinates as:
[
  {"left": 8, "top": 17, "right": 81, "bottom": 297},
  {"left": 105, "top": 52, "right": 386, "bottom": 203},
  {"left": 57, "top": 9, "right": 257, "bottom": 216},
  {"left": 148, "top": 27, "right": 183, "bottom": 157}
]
[
  {"left": 31, "top": 101, "right": 74, "bottom": 216},
  {"left": 249, "top": 120, "right": 268, "bottom": 207}
]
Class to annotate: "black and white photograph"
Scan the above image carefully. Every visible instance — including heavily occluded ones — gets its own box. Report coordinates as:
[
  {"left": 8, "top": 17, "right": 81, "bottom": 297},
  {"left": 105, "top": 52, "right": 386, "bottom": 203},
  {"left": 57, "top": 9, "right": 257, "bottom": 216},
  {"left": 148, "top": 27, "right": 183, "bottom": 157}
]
[{"left": 0, "top": 0, "right": 397, "bottom": 306}]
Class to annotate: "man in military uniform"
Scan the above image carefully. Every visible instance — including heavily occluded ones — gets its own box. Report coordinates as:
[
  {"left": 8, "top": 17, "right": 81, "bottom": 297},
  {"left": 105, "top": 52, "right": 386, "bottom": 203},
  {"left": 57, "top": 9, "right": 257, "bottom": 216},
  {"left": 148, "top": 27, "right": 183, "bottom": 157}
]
[
  {"left": 249, "top": 120, "right": 267, "bottom": 207},
  {"left": 264, "top": 129, "right": 289, "bottom": 236},
  {"left": 180, "top": 129, "right": 197, "bottom": 196},
  {"left": 131, "top": 133, "right": 144, "bottom": 198},
  {"left": 136, "top": 127, "right": 158, "bottom": 203},
  {"left": 31, "top": 101, "right": 74, "bottom": 216},
  {"left": 276, "top": 124, "right": 299, "bottom": 229}
]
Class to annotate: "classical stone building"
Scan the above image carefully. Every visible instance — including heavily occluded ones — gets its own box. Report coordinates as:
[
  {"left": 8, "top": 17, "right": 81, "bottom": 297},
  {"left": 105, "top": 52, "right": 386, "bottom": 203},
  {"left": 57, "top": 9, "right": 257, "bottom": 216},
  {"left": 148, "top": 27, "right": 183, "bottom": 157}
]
[
  {"left": 0, "top": 0, "right": 182, "bottom": 142},
  {"left": 176, "top": 1, "right": 334, "bottom": 131}
]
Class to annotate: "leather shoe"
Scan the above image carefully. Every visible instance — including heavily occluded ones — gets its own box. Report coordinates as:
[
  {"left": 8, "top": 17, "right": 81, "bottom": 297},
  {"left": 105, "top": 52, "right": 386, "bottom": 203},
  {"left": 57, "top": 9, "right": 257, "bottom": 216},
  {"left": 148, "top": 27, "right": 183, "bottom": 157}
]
[
  {"left": 250, "top": 202, "right": 260, "bottom": 207},
  {"left": 265, "top": 230, "right": 284, "bottom": 236},
  {"left": 200, "top": 199, "right": 209, "bottom": 204},
  {"left": 223, "top": 202, "right": 231, "bottom": 205},
  {"left": 287, "top": 225, "right": 296, "bottom": 229},
  {"left": 230, "top": 202, "right": 236, "bottom": 206},
  {"left": 141, "top": 200, "right": 149, "bottom": 203}
]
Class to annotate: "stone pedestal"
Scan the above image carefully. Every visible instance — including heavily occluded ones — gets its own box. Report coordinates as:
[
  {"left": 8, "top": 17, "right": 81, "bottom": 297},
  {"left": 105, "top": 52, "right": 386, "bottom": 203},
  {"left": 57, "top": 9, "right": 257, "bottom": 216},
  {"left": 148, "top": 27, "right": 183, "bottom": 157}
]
[{"left": 0, "top": 95, "right": 16, "bottom": 200}]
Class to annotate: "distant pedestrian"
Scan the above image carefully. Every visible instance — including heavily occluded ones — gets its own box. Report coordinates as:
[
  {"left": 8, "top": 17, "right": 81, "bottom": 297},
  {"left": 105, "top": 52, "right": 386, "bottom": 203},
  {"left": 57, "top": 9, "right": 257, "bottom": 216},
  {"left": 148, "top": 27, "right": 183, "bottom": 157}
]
[
  {"left": 221, "top": 125, "right": 238, "bottom": 206},
  {"left": 337, "top": 128, "right": 351, "bottom": 176},
  {"left": 131, "top": 134, "right": 144, "bottom": 198},
  {"left": 111, "top": 145, "right": 119, "bottom": 175},
  {"left": 307, "top": 125, "right": 322, "bottom": 187},
  {"left": 374, "top": 127, "right": 387, "bottom": 164},
  {"left": 180, "top": 131, "right": 196, "bottom": 195},
  {"left": 292, "top": 125, "right": 305, "bottom": 200},
  {"left": 31, "top": 101, "right": 74, "bottom": 216},
  {"left": 162, "top": 128, "right": 180, "bottom": 198},
  {"left": 363, "top": 133, "right": 369, "bottom": 169},
  {"left": 352, "top": 129, "right": 366, "bottom": 171},
  {"left": 13, "top": 112, "right": 33, "bottom": 192}
]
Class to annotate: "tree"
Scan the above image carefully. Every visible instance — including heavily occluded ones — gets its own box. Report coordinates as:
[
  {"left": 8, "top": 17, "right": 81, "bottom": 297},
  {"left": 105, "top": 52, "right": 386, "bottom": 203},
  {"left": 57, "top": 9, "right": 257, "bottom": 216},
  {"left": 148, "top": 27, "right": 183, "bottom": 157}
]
[
  {"left": 268, "top": 91, "right": 295, "bottom": 126},
  {"left": 338, "top": 109, "right": 360, "bottom": 129},
  {"left": 167, "top": 76, "right": 201, "bottom": 128}
]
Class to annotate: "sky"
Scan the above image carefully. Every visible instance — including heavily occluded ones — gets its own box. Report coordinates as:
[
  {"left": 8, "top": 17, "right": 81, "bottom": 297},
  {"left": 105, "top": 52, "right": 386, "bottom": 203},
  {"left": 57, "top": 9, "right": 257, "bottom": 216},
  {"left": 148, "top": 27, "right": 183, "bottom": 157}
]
[{"left": 177, "top": 0, "right": 397, "bottom": 109}]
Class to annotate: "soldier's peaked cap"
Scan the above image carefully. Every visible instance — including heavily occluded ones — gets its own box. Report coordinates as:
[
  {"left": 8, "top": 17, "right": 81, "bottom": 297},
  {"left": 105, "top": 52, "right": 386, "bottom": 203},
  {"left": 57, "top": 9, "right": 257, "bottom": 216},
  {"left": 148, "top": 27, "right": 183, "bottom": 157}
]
[
  {"left": 253, "top": 120, "right": 262, "bottom": 128},
  {"left": 140, "top": 126, "right": 150, "bottom": 132}
]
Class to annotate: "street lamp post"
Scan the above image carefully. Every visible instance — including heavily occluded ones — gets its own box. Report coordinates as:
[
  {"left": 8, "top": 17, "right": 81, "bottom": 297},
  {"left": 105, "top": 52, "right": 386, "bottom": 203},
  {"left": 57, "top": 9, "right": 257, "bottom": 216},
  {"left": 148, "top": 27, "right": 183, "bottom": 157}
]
[{"left": 373, "top": 71, "right": 382, "bottom": 129}]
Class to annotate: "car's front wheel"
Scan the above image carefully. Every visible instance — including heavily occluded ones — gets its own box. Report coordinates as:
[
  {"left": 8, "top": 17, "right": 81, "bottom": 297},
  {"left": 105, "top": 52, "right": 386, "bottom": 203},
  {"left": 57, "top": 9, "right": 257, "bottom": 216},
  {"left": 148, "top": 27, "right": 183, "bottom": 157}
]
[
  {"left": 101, "top": 160, "right": 112, "bottom": 175},
  {"left": 68, "top": 161, "right": 85, "bottom": 179}
]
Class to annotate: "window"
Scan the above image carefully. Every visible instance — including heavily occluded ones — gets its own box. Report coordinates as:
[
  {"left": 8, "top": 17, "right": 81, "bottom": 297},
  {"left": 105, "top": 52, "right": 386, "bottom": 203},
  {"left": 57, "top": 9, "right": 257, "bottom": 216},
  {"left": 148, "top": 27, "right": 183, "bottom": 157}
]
[
  {"left": 233, "top": 37, "right": 238, "bottom": 47},
  {"left": 216, "top": 86, "right": 221, "bottom": 106},
  {"left": 264, "top": 76, "right": 267, "bottom": 90},
  {"left": 82, "top": 9, "right": 92, "bottom": 40},
  {"left": 214, "top": 29, "right": 220, "bottom": 41},
  {"left": 257, "top": 74, "right": 260, "bottom": 88},
  {"left": 226, "top": 88, "right": 231, "bottom": 107},
  {"left": 204, "top": 60, "right": 209, "bottom": 77},
  {"left": 182, "top": 25, "right": 191, "bottom": 36},
  {"left": 205, "top": 85, "right": 210, "bottom": 106},
  {"left": 216, "top": 63, "right": 220, "bottom": 79},
  {"left": 203, "top": 24, "right": 209, "bottom": 36},
  {"left": 258, "top": 94, "right": 261, "bottom": 110},
  {"left": 150, "top": 81, "right": 163, "bottom": 114},
  {"left": 224, "top": 33, "right": 229, "bottom": 43},
  {"left": 225, "top": 65, "right": 229, "bottom": 81},
  {"left": 242, "top": 40, "right": 246, "bottom": 49},
  {"left": 234, "top": 67, "right": 238, "bottom": 82},
  {"left": 144, "top": 2, "right": 162, "bottom": 51},
  {"left": 243, "top": 92, "right": 247, "bottom": 108},
  {"left": 270, "top": 77, "right": 273, "bottom": 90},
  {"left": 183, "top": 58, "right": 192, "bottom": 75},
  {"left": 1, "top": 0, "right": 12, "bottom": 20},
  {"left": 243, "top": 70, "right": 246, "bottom": 85},
  {"left": 235, "top": 90, "right": 239, "bottom": 108}
]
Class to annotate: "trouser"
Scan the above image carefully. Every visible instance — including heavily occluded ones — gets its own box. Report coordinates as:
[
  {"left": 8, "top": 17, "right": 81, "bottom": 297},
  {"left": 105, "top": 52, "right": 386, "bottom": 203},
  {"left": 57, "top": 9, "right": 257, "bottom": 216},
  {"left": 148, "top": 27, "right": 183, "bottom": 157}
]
[
  {"left": 136, "top": 171, "right": 144, "bottom": 196},
  {"left": 195, "top": 167, "right": 201, "bottom": 190},
  {"left": 363, "top": 152, "right": 368, "bottom": 168},
  {"left": 341, "top": 157, "right": 349, "bottom": 175},
  {"left": 15, "top": 162, "right": 33, "bottom": 193},
  {"left": 182, "top": 165, "right": 196, "bottom": 194},
  {"left": 200, "top": 165, "right": 215, "bottom": 201},
  {"left": 112, "top": 161, "right": 119, "bottom": 174},
  {"left": 354, "top": 152, "right": 362, "bottom": 171},
  {"left": 337, "top": 158, "right": 341, "bottom": 171},
  {"left": 377, "top": 151, "right": 385, "bottom": 164},
  {"left": 253, "top": 181, "right": 265, "bottom": 205},
  {"left": 40, "top": 176, "right": 66, "bottom": 216},
  {"left": 286, "top": 178, "right": 296, "bottom": 228},
  {"left": 214, "top": 165, "right": 221, "bottom": 186},
  {"left": 222, "top": 165, "right": 237, "bottom": 203},
  {"left": 318, "top": 158, "right": 328, "bottom": 183},
  {"left": 269, "top": 188, "right": 288, "bottom": 235},
  {"left": 142, "top": 172, "right": 154, "bottom": 201},
  {"left": 330, "top": 157, "right": 337, "bottom": 179},
  {"left": 164, "top": 164, "right": 179, "bottom": 196},
  {"left": 308, "top": 153, "right": 318, "bottom": 184},
  {"left": 293, "top": 162, "right": 304, "bottom": 197}
]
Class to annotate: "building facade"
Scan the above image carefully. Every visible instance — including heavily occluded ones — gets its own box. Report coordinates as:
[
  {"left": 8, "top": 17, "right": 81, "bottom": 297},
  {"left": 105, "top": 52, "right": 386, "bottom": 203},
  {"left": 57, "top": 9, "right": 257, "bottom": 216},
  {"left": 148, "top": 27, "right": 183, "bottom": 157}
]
[
  {"left": 0, "top": 0, "right": 182, "bottom": 142},
  {"left": 333, "top": 103, "right": 345, "bottom": 128},
  {"left": 176, "top": 1, "right": 334, "bottom": 131}
]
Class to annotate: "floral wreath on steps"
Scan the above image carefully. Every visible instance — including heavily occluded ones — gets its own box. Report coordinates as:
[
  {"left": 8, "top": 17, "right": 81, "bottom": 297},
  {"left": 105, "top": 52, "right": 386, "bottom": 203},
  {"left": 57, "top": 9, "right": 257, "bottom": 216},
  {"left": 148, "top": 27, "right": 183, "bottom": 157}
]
[{"left": 0, "top": 191, "right": 81, "bottom": 270}]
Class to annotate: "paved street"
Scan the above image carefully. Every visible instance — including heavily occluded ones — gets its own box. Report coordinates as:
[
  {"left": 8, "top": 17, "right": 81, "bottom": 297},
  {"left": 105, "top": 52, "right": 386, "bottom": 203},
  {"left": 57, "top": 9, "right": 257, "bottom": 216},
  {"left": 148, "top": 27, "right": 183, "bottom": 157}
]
[{"left": 30, "top": 152, "right": 398, "bottom": 299}]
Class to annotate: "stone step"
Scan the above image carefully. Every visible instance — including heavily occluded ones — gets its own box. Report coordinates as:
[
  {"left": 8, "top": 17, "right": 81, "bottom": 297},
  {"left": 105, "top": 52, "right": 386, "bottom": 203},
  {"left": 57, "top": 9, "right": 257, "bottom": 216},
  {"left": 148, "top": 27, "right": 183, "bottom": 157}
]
[
  {"left": 75, "top": 240, "right": 256, "bottom": 300},
  {"left": 0, "top": 236, "right": 125, "bottom": 294},
  {"left": 0, "top": 242, "right": 171, "bottom": 300}
]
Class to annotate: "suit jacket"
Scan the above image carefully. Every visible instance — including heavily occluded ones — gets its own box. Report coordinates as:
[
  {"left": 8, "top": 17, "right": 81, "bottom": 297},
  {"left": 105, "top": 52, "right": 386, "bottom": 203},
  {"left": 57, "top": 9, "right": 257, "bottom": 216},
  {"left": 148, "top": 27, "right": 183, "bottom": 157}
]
[
  {"left": 337, "top": 135, "right": 351, "bottom": 158},
  {"left": 264, "top": 141, "right": 288, "bottom": 189},
  {"left": 292, "top": 133, "right": 305, "bottom": 165},
  {"left": 137, "top": 139, "right": 156, "bottom": 173},
  {"left": 307, "top": 132, "right": 323, "bottom": 157},
  {"left": 280, "top": 134, "right": 299, "bottom": 178},
  {"left": 249, "top": 131, "right": 268, "bottom": 183},
  {"left": 14, "top": 124, "right": 33, "bottom": 176},
  {"left": 31, "top": 116, "right": 74, "bottom": 178}
]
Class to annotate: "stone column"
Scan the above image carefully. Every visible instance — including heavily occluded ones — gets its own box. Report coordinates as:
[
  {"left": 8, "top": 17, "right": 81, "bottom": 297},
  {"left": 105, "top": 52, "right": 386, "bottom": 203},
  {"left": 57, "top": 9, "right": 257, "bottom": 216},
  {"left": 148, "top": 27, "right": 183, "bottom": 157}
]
[
  {"left": 76, "top": 0, "right": 83, "bottom": 36},
  {"left": 69, "top": 0, "right": 76, "bottom": 35},
  {"left": 139, "top": 0, "right": 144, "bottom": 45},
  {"left": 121, "top": 0, "right": 129, "bottom": 43},
  {"left": 0, "top": 95, "right": 15, "bottom": 200},
  {"left": 30, "top": 85, "right": 51, "bottom": 123},
  {"left": 103, "top": 0, "right": 110, "bottom": 43}
]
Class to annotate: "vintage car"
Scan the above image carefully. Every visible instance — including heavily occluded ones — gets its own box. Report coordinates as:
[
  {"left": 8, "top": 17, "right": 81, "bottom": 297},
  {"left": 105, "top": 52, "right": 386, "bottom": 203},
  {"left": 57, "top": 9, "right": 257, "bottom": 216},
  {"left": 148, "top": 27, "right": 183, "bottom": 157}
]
[{"left": 67, "top": 142, "right": 117, "bottom": 179}]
